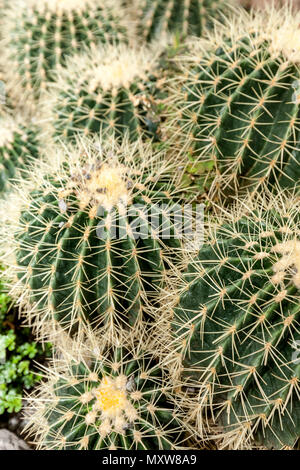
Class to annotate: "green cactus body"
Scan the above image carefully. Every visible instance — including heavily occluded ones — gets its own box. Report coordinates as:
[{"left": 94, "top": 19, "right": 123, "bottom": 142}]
[
  {"left": 0, "top": 115, "right": 40, "bottom": 193},
  {"left": 135, "top": 0, "right": 227, "bottom": 41},
  {"left": 50, "top": 44, "right": 167, "bottom": 142},
  {"left": 175, "top": 18, "right": 300, "bottom": 198},
  {"left": 13, "top": 139, "right": 182, "bottom": 338},
  {"left": 0, "top": 76, "right": 7, "bottom": 115},
  {"left": 2, "top": 0, "right": 128, "bottom": 98},
  {"left": 172, "top": 197, "right": 300, "bottom": 449},
  {"left": 26, "top": 342, "right": 186, "bottom": 450}
]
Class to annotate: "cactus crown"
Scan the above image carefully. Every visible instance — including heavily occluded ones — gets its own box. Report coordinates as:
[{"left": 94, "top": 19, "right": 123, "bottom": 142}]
[
  {"left": 48, "top": 43, "right": 168, "bottom": 142},
  {"left": 65, "top": 162, "right": 130, "bottom": 212},
  {"left": 168, "top": 191, "right": 300, "bottom": 449},
  {"left": 171, "top": 5, "right": 300, "bottom": 200},
  {"left": 72, "top": 44, "right": 159, "bottom": 91},
  {"left": 24, "top": 335, "right": 187, "bottom": 450},
  {"left": 0, "top": 136, "right": 183, "bottom": 341}
]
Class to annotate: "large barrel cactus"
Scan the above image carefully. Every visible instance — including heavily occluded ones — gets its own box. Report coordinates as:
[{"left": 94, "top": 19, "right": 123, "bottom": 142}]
[
  {"left": 2, "top": 137, "right": 183, "bottom": 340},
  {"left": 172, "top": 7, "right": 300, "bottom": 199},
  {"left": 24, "top": 336, "right": 187, "bottom": 450},
  {"left": 0, "top": 113, "right": 40, "bottom": 193},
  {"left": 49, "top": 43, "right": 168, "bottom": 142},
  {"left": 133, "top": 0, "right": 229, "bottom": 42},
  {"left": 1, "top": 0, "right": 129, "bottom": 99},
  {"left": 171, "top": 192, "right": 300, "bottom": 449}
]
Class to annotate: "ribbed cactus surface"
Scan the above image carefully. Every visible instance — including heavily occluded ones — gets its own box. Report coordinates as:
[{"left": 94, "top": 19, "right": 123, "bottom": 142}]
[
  {"left": 10, "top": 138, "right": 181, "bottom": 339},
  {"left": 0, "top": 114, "right": 40, "bottom": 193},
  {"left": 172, "top": 195, "right": 300, "bottom": 449},
  {"left": 174, "top": 11, "right": 300, "bottom": 198},
  {"left": 25, "top": 341, "right": 186, "bottom": 450},
  {"left": 135, "top": 0, "right": 227, "bottom": 41},
  {"left": 2, "top": 0, "right": 128, "bottom": 97},
  {"left": 50, "top": 44, "right": 167, "bottom": 142},
  {"left": 0, "top": 75, "right": 7, "bottom": 114}
]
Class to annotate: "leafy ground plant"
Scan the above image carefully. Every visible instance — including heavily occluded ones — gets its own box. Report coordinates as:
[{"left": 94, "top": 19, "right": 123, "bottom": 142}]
[{"left": 0, "top": 267, "right": 51, "bottom": 415}]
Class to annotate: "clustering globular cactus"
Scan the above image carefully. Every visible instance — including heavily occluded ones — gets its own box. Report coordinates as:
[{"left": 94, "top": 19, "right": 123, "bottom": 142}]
[
  {"left": 24, "top": 335, "right": 187, "bottom": 450},
  {"left": 1, "top": 136, "right": 184, "bottom": 341},
  {"left": 49, "top": 43, "right": 168, "bottom": 142},
  {"left": 170, "top": 192, "right": 300, "bottom": 449},
  {"left": 172, "top": 7, "right": 300, "bottom": 199},
  {"left": 133, "top": 0, "right": 228, "bottom": 42},
  {"left": 0, "top": 113, "right": 40, "bottom": 193},
  {"left": 1, "top": 0, "right": 129, "bottom": 99}
]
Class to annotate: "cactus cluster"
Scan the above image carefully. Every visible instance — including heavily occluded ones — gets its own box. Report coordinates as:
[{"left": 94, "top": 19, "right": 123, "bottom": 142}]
[
  {"left": 2, "top": 137, "right": 183, "bottom": 342},
  {"left": 1, "top": 0, "right": 129, "bottom": 99},
  {"left": 0, "top": 0, "right": 300, "bottom": 453},
  {"left": 49, "top": 44, "right": 169, "bottom": 142},
  {"left": 172, "top": 7, "right": 300, "bottom": 199},
  {"left": 24, "top": 337, "right": 187, "bottom": 450},
  {"left": 170, "top": 192, "right": 300, "bottom": 449},
  {"left": 0, "top": 113, "right": 40, "bottom": 193},
  {"left": 133, "top": 0, "right": 229, "bottom": 42}
]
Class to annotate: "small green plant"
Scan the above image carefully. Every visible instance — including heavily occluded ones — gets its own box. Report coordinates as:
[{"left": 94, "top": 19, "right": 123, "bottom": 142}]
[
  {"left": 179, "top": 157, "right": 216, "bottom": 201},
  {"left": 0, "top": 268, "right": 51, "bottom": 415},
  {"left": 24, "top": 334, "right": 188, "bottom": 450}
]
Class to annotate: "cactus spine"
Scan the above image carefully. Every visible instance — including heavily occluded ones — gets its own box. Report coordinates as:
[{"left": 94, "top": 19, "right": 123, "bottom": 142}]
[
  {"left": 170, "top": 192, "right": 300, "bottom": 449},
  {"left": 1, "top": 0, "right": 129, "bottom": 99},
  {"left": 49, "top": 44, "right": 168, "bottom": 142},
  {"left": 1, "top": 137, "right": 183, "bottom": 340},
  {"left": 24, "top": 335, "right": 187, "bottom": 450},
  {"left": 134, "top": 0, "right": 228, "bottom": 42},
  {"left": 0, "top": 113, "right": 40, "bottom": 193},
  {"left": 172, "top": 7, "right": 300, "bottom": 199}
]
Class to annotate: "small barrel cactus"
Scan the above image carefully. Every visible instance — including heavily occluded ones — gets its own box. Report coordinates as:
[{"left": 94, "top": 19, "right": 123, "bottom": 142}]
[
  {"left": 1, "top": 0, "right": 129, "bottom": 99},
  {"left": 0, "top": 113, "right": 40, "bottom": 193},
  {"left": 1, "top": 136, "right": 183, "bottom": 340},
  {"left": 170, "top": 192, "right": 300, "bottom": 449},
  {"left": 48, "top": 43, "right": 168, "bottom": 142},
  {"left": 172, "top": 6, "right": 300, "bottom": 199},
  {"left": 24, "top": 335, "right": 187, "bottom": 450},
  {"left": 133, "top": 0, "right": 229, "bottom": 42}
]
